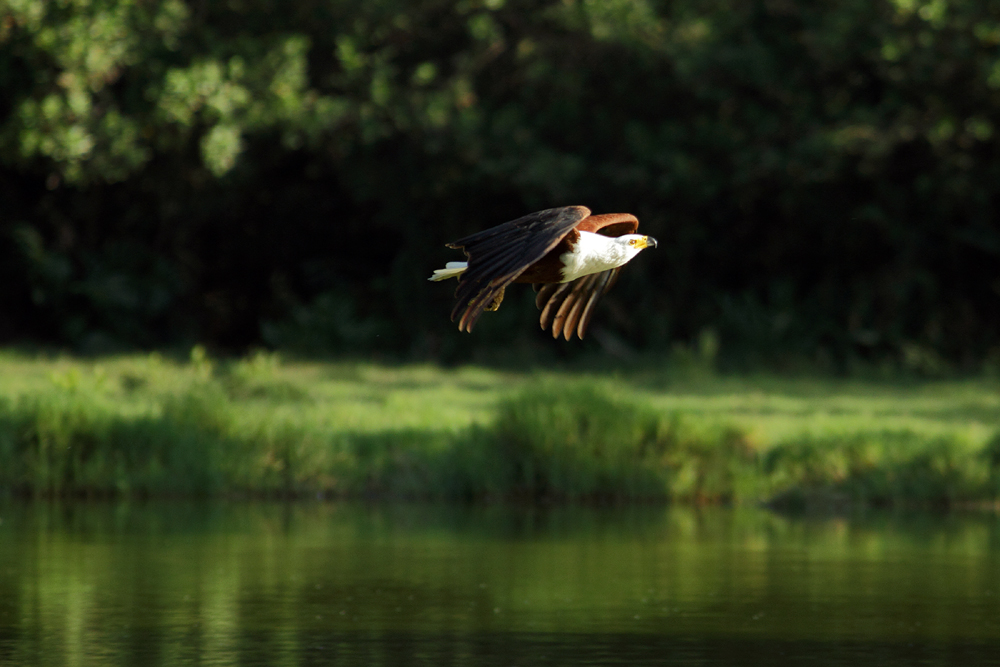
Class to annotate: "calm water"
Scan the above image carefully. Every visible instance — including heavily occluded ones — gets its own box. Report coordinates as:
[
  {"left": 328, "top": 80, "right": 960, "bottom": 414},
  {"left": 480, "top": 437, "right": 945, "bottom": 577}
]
[{"left": 1, "top": 502, "right": 999, "bottom": 666}]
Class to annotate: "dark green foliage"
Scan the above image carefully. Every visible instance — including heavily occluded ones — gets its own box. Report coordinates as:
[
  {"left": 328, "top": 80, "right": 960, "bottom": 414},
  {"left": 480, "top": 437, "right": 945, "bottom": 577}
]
[
  {"left": 0, "top": 392, "right": 228, "bottom": 497},
  {"left": 493, "top": 384, "right": 666, "bottom": 501},
  {"left": 765, "top": 432, "right": 993, "bottom": 509},
  {"left": 491, "top": 383, "right": 759, "bottom": 501},
  {"left": 982, "top": 431, "right": 1000, "bottom": 498},
  {"left": 1, "top": 1, "right": 999, "bottom": 364}
]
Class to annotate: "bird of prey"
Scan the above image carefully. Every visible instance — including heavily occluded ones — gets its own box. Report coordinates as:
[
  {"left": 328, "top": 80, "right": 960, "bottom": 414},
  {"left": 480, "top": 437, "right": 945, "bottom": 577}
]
[{"left": 429, "top": 205, "right": 656, "bottom": 340}]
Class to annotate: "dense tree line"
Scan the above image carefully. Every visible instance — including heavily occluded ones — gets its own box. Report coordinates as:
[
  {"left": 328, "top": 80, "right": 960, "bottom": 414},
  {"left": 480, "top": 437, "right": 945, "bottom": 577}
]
[{"left": 1, "top": 0, "right": 999, "bottom": 368}]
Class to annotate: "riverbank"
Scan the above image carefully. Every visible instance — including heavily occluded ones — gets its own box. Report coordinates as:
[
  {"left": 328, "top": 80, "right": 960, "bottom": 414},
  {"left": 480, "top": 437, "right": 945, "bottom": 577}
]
[{"left": 1, "top": 350, "right": 998, "bottom": 507}]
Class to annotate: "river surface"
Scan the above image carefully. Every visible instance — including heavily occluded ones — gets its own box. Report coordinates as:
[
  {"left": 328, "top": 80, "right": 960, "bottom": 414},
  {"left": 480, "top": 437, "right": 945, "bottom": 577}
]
[{"left": 0, "top": 502, "right": 998, "bottom": 666}]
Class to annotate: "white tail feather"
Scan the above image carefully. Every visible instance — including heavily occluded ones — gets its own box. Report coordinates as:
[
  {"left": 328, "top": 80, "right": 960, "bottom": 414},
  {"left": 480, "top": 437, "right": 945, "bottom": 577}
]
[{"left": 428, "top": 261, "right": 468, "bottom": 281}]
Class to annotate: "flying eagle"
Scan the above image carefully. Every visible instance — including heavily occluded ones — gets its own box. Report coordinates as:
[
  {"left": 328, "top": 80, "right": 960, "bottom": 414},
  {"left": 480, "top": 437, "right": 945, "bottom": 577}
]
[{"left": 429, "top": 206, "right": 656, "bottom": 340}]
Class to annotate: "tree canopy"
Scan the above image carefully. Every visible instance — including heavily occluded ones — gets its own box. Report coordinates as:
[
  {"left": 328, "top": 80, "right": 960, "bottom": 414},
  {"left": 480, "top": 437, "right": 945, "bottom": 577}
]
[{"left": 2, "top": 0, "right": 999, "bottom": 369}]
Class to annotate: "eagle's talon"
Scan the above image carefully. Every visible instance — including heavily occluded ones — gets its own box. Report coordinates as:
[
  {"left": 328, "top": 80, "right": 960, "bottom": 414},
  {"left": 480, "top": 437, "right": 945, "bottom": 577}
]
[{"left": 486, "top": 286, "right": 505, "bottom": 312}]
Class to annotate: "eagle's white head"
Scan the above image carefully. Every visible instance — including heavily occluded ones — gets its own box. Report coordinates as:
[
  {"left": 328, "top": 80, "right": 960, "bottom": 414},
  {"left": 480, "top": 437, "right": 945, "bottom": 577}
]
[{"left": 614, "top": 234, "right": 658, "bottom": 260}]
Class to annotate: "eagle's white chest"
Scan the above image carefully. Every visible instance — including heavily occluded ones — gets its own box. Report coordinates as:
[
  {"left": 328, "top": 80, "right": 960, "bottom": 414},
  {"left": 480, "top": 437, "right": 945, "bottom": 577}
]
[{"left": 557, "top": 231, "right": 631, "bottom": 282}]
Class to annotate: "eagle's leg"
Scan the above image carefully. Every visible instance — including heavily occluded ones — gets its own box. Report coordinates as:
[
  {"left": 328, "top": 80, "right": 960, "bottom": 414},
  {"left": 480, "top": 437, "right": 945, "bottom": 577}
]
[{"left": 486, "top": 285, "right": 505, "bottom": 312}]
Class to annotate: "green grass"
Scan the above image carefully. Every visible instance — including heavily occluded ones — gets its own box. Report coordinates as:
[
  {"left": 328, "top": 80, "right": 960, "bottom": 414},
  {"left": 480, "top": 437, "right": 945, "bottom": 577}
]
[{"left": 0, "top": 348, "right": 999, "bottom": 507}]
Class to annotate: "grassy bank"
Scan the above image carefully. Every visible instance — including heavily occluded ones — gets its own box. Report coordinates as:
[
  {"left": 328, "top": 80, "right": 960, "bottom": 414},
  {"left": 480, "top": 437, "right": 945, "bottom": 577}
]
[{"left": 1, "top": 350, "right": 999, "bottom": 507}]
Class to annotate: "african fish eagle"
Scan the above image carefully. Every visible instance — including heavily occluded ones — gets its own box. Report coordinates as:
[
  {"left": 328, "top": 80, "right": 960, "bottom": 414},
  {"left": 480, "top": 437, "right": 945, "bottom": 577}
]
[{"left": 429, "top": 206, "right": 657, "bottom": 340}]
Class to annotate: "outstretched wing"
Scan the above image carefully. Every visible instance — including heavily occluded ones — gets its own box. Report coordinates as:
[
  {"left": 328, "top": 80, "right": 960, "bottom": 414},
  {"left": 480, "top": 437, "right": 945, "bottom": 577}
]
[
  {"left": 534, "top": 268, "right": 622, "bottom": 340},
  {"left": 448, "top": 206, "right": 590, "bottom": 332}
]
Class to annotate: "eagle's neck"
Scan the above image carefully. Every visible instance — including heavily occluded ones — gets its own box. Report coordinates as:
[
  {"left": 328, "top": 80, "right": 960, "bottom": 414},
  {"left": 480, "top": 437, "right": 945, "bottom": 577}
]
[{"left": 558, "top": 231, "right": 630, "bottom": 282}]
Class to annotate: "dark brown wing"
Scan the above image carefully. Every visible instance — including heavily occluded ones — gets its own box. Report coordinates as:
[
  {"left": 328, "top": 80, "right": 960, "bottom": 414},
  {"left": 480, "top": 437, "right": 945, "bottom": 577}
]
[
  {"left": 534, "top": 267, "right": 622, "bottom": 340},
  {"left": 447, "top": 206, "right": 590, "bottom": 332}
]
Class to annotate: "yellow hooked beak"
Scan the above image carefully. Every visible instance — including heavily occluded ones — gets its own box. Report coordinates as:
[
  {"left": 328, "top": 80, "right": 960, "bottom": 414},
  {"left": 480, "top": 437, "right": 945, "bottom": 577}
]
[{"left": 638, "top": 236, "right": 658, "bottom": 249}]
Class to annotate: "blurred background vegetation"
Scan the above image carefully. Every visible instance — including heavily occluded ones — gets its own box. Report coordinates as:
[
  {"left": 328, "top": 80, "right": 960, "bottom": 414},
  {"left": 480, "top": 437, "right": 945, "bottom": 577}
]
[{"left": 2, "top": 0, "right": 999, "bottom": 370}]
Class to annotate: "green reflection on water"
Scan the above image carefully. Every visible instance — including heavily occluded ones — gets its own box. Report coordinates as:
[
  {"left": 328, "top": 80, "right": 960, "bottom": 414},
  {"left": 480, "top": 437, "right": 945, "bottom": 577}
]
[{"left": 1, "top": 502, "right": 999, "bottom": 666}]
